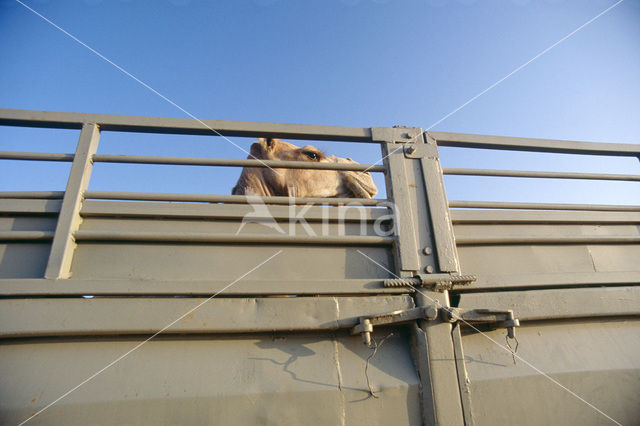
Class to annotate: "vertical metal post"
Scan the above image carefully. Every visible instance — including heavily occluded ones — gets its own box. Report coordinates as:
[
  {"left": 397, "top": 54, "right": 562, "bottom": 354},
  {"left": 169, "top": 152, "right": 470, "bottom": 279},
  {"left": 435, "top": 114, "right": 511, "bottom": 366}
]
[
  {"left": 452, "top": 323, "right": 475, "bottom": 425},
  {"left": 421, "top": 133, "right": 459, "bottom": 273},
  {"left": 419, "top": 132, "right": 471, "bottom": 425},
  {"left": 385, "top": 131, "right": 467, "bottom": 425},
  {"left": 45, "top": 123, "right": 100, "bottom": 279},
  {"left": 383, "top": 134, "right": 464, "bottom": 425},
  {"left": 382, "top": 142, "right": 420, "bottom": 276}
]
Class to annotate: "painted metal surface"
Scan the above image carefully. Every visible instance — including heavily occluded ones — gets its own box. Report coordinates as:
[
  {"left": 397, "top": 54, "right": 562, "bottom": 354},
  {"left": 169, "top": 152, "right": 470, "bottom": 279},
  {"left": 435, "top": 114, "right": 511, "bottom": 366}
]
[{"left": 1, "top": 108, "right": 639, "bottom": 425}]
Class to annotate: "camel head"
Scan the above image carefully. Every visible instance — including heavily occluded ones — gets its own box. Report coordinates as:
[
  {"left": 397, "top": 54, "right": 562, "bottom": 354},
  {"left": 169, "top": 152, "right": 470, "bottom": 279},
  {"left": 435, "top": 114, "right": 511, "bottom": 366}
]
[{"left": 232, "top": 138, "right": 378, "bottom": 198}]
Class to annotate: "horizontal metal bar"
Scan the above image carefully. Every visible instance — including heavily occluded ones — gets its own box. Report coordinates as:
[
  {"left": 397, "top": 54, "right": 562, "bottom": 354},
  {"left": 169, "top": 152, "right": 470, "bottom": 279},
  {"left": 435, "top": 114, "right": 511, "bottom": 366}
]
[
  {"left": 84, "top": 191, "right": 387, "bottom": 206},
  {"left": 80, "top": 200, "right": 387, "bottom": 222},
  {"left": 457, "top": 287, "right": 640, "bottom": 321},
  {"left": 449, "top": 200, "right": 640, "bottom": 212},
  {"left": 74, "top": 230, "right": 394, "bottom": 245},
  {"left": 0, "top": 295, "right": 414, "bottom": 337},
  {"left": 0, "top": 231, "right": 54, "bottom": 241},
  {"left": 0, "top": 191, "right": 65, "bottom": 199},
  {"left": 0, "top": 108, "right": 376, "bottom": 142},
  {"left": 0, "top": 151, "right": 74, "bottom": 162},
  {"left": 0, "top": 199, "right": 62, "bottom": 214},
  {"left": 443, "top": 168, "right": 640, "bottom": 182},
  {"left": 0, "top": 278, "right": 409, "bottom": 296},
  {"left": 460, "top": 271, "right": 640, "bottom": 290},
  {"left": 431, "top": 131, "right": 640, "bottom": 157},
  {"left": 93, "top": 154, "right": 386, "bottom": 172},
  {"left": 450, "top": 209, "right": 640, "bottom": 224},
  {"left": 455, "top": 235, "right": 640, "bottom": 245}
]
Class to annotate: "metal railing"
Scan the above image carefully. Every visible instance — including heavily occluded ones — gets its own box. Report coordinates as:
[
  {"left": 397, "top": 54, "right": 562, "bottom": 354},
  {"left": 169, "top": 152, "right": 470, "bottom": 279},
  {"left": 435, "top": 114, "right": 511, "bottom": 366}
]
[
  {"left": 2, "top": 107, "right": 639, "bottom": 280},
  {"left": 0, "top": 108, "right": 400, "bottom": 280},
  {"left": 425, "top": 132, "right": 640, "bottom": 211}
]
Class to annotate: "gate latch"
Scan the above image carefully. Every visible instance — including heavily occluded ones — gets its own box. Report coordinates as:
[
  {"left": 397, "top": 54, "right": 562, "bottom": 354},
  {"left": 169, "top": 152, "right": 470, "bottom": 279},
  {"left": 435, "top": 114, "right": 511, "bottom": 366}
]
[
  {"left": 443, "top": 308, "right": 520, "bottom": 339},
  {"left": 351, "top": 305, "right": 439, "bottom": 346},
  {"left": 351, "top": 306, "right": 519, "bottom": 346}
]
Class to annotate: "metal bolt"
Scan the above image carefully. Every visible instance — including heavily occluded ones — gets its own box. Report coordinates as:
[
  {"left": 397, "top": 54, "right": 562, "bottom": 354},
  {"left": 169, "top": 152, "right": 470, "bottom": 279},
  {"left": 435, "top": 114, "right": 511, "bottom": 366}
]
[
  {"left": 425, "top": 265, "right": 434, "bottom": 273},
  {"left": 406, "top": 145, "right": 416, "bottom": 154},
  {"left": 425, "top": 305, "right": 439, "bottom": 320},
  {"left": 423, "top": 247, "right": 432, "bottom": 255}
]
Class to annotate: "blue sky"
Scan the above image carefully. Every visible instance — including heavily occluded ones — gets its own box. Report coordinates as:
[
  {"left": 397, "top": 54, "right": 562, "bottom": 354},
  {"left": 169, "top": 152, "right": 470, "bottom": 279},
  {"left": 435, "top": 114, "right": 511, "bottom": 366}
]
[{"left": 1, "top": 0, "right": 639, "bottom": 204}]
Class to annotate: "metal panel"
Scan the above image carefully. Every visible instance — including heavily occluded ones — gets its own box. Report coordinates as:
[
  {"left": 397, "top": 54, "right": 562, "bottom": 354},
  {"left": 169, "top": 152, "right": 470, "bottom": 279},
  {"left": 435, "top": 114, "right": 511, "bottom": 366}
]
[
  {"left": 0, "top": 243, "right": 51, "bottom": 278},
  {"left": 457, "top": 286, "right": 640, "bottom": 321},
  {"left": 73, "top": 231, "right": 393, "bottom": 245},
  {"left": 0, "top": 231, "right": 54, "bottom": 241},
  {"left": 0, "top": 331, "right": 421, "bottom": 425},
  {"left": 451, "top": 209, "right": 640, "bottom": 224},
  {"left": 70, "top": 243, "right": 393, "bottom": 281},
  {"left": 456, "top": 235, "right": 640, "bottom": 245},
  {"left": 455, "top": 271, "right": 640, "bottom": 290},
  {"left": 0, "top": 278, "right": 410, "bottom": 296},
  {"left": 0, "top": 295, "right": 414, "bottom": 338},
  {"left": 84, "top": 191, "right": 387, "bottom": 206},
  {"left": 450, "top": 200, "right": 640, "bottom": 211},
  {"left": 45, "top": 123, "right": 100, "bottom": 279},
  {"left": 0, "top": 191, "right": 64, "bottom": 199},
  {"left": 460, "top": 320, "right": 640, "bottom": 425},
  {"left": 0, "top": 199, "right": 62, "bottom": 214},
  {"left": 81, "top": 200, "right": 388, "bottom": 222}
]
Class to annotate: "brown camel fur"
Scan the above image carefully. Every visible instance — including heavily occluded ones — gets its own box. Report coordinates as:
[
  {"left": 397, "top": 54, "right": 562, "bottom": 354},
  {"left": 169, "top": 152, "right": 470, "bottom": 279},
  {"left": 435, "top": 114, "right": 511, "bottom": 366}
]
[{"left": 232, "top": 138, "right": 378, "bottom": 198}]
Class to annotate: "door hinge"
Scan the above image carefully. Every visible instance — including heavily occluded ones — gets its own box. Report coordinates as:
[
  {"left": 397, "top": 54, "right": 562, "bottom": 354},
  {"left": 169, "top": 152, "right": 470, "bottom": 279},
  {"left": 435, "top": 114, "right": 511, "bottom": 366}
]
[
  {"left": 383, "top": 273, "right": 477, "bottom": 291},
  {"left": 351, "top": 305, "right": 519, "bottom": 346}
]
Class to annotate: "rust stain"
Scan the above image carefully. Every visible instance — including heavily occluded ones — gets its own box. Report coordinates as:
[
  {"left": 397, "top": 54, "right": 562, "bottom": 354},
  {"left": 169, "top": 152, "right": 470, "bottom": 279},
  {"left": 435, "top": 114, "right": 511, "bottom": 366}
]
[{"left": 31, "top": 397, "right": 37, "bottom": 403}]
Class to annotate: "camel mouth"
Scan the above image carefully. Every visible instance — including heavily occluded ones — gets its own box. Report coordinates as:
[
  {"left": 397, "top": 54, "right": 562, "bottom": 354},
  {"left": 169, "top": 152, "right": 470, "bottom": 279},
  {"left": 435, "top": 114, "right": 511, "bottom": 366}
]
[{"left": 341, "top": 170, "right": 378, "bottom": 199}]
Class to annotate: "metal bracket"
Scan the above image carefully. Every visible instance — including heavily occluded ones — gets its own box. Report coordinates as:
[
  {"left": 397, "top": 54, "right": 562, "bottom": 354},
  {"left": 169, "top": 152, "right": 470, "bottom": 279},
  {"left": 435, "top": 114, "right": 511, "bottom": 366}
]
[
  {"left": 371, "top": 126, "right": 422, "bottom": 143},
  {"left": 404, "top": 139, "right": 439, "bottom": 159},
  {"left": 350, "top": 305, "right": 519, "bottom": 346},
  {"left": 351, "top": 305, "right": 439, "bottom": 346},
  {"left": 383, "top": 273, "right": 477, "bottom": 291},
  {"left": 443, "top": 308, "right": 520, "bottom": 339}
]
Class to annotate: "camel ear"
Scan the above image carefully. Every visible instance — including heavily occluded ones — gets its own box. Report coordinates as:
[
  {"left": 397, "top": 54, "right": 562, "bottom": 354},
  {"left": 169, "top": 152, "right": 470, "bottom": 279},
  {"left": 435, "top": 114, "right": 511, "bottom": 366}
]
[{"left": 257, "top": 137, "right": 276, "bottom": 149}]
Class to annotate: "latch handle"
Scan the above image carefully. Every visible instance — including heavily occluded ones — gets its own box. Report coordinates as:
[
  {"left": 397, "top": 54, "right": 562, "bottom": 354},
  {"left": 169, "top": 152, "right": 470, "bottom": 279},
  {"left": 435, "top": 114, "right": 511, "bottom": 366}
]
[
  {"left": 351, "top": 306, "right": 439, "bottom": 346},
  {"left": 444, "top": 308, "right": 520, "bottom": 339}
]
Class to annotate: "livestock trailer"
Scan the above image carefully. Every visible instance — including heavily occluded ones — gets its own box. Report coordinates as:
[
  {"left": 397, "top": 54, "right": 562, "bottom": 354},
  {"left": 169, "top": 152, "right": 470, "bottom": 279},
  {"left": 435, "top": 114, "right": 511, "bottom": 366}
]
[{"left": 0, "top": 108, "right": 639, "bottom": 425}]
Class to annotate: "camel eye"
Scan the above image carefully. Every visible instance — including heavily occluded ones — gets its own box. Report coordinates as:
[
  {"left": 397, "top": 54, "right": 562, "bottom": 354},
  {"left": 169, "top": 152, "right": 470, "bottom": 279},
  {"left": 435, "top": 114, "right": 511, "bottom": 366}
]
[{"left": 303, "top": 151, "right": 319, "bottom": 160}]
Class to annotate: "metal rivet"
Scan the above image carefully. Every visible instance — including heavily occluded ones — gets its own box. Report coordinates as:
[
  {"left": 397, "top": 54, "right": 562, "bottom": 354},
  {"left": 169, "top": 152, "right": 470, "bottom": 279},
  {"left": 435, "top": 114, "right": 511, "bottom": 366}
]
[
  {"left": 423, "top": 247, "right": 432, "bottom": 255},
  {"left": 425, "top": 265, "right": 434, "bottom": 273},
  {"left": 406, "top": 145, "right": 416, "bottom": 154}
]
